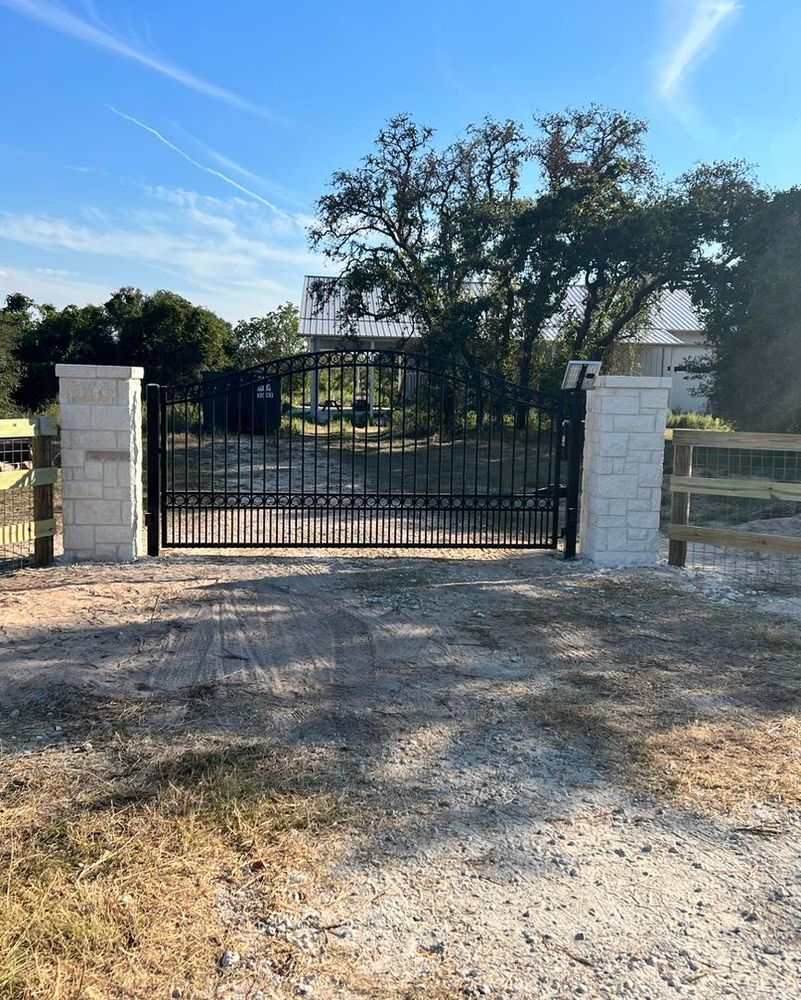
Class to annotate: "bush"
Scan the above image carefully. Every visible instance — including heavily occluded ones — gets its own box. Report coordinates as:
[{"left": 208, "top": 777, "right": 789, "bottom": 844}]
[{"left": 666, "top": 409, "right": 734, "bottom": 431}]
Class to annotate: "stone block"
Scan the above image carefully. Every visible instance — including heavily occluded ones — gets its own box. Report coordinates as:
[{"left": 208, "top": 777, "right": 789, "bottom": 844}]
[
  {"left": 62, "top": 479, "right": 105, "bottom": 500},
  {"left": 595, "top": 473, "right": 640, "bottom": 499},
  {"left": 59, "top": 404, "right": 92, "bottom": 429},
  {"left": 638, "top": 466, "right": 664, "bottom": 487},
  {"left": 95, "top": 525, "right": 134, "bottom": 544},
  {"left": 91, "top": 405, "right": 131, "bottom": 431},
  {"left": 94, "top": 543, "right": 121, "bottom": 559},
  {"left": 72, "top": 500, "right": 122, "bottom": 525},
  {"left": 65, "top": 379, "right": 118, "bottom": 405},
  {"left": 599, "top": 395, "right": 642, "bottom": 415},
  {"left": 612, "top": 413, "right": 658, "bottom": 434}
]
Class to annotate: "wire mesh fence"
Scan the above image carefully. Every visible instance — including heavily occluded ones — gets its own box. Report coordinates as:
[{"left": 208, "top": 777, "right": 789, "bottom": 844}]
[
  {"left": 664, "top": 435, "right": 801, "bottom": 593},
  {"left": 0, "top": 438, "right": 36, "bottom": 569},
  {"left": 0, "top": 433, "right": 60, "bottom": 572}
]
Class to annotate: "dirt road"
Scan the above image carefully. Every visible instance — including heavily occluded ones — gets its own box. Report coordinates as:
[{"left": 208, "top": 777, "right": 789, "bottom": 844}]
[{"left": 2, "top": 550, "right": 800, "bottom": 999}]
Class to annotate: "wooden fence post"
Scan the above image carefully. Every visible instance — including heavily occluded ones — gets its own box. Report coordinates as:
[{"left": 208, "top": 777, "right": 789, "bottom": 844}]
[
  {"left": 668, "top": 441, "right": 693, "bottom": 567},
  {"left": 32, "top": 429, "right": 54, "bottom": 567}
]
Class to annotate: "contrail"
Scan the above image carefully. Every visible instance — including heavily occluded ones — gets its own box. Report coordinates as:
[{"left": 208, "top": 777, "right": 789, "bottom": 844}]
[
  {"left": 108, "top": 107, "right": 302, "bottom": 228},
  {"left": 0, "top": 0, "right": 278, "bottom": 120}
]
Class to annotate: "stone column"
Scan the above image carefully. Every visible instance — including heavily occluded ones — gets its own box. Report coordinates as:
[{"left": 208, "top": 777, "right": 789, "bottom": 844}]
[
  {"left": 56, "top": 364, "right": 144, "bottom": 562},
  {"left": 579, "top": 375, "right": 671, "bottom": 566}
]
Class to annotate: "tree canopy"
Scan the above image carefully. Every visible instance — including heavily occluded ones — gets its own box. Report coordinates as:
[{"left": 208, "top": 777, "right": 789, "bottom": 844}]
[
  {"left": 688, "top": 184, "right": 801, "bottom": 431},
  {"left": 310, "top": 107, "right": 754, "bottom": 390},
  {"left": 3, "top": 291, "right": 300, "bottom": 414},
  {"left": 232, "top": 303, "right": 302, "bottom": 368}
]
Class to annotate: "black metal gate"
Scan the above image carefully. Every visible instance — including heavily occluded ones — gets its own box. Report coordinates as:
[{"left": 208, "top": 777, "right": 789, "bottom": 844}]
[{"left": 147, "top": 350, "right": 577, "bottom": 552}]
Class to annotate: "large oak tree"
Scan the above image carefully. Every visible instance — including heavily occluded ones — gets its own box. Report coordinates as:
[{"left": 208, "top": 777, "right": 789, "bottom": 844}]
[{"left": 309, "top": 107, "right": 748, "bottom": 391}]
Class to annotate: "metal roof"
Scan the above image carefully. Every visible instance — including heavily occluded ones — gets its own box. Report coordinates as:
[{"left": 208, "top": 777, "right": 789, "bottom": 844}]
[
  {"left": 299, "top": 276, "right": 700, "bottom": 347},
  {"left": 299, "top": 277, "right": 418, "bottom": 341}
]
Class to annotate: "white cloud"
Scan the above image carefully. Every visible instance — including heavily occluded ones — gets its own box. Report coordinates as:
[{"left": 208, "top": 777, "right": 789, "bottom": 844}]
[
  {"left": 0, "top": 264, "right": 115, "bottom": 308},
  {"left": 108, "top": 108, "right": 306, "bottom": 230},
  {"left": 0, "top": 0, "right": 277, "bottom": 119},
  {"left": 658, "top": 1, "right": 741, "bottom": 128},
  {"left": 0, "top": 186, "right": 323, "bottom": 319}
]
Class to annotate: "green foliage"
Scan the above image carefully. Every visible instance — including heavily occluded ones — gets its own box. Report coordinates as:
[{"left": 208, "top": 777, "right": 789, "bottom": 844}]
[
  {"left": 231, "top": 303, "right": 302, "bottom": 368},
  {"left": 310, "top": 106, "right": 747, "bottom": 390},
  {"left": 16, "top": 301, "right": 118, "bottom": 411},
  {"left": 0, "top": 294, "right": 31, "bottom": 414},
  {"left": 689, "top": 185, "right": 801, "bottom": 432},
  {"left": 666, "top": 410, "right": 734, "bottom": 430},
  {"left": 116, "top": 289, "right": 233, "bottom": 387},
  {"left": 2, "top": 289, "right": 304, "bottom": 414}
]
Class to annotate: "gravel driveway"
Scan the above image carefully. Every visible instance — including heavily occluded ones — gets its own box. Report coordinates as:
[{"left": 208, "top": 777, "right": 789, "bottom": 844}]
[{"left": 1, "top": 549, "right": 800, "bottom": 999}]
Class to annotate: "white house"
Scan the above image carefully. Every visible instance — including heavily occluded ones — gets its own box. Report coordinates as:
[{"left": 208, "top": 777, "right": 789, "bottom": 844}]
[{"left": 298, "top": 276, "right": 711, "bottom": 412}]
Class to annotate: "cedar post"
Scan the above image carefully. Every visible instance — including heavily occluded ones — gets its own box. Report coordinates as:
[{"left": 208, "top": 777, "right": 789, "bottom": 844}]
[
  {"left": 668, "top": 442, "right": 693, "bottom": 567},
  {"left": 32, "top": 427, "right": 54, "bottom": 567}
]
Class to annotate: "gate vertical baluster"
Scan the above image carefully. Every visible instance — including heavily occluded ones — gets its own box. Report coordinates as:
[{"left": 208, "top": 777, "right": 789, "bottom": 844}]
[
  {"left": 322, "top": 360, "right": 329, "bottom": 546},
  {"left": 375, "top": 355, "right": 381, "bottom": 545},
  {"left": 486, "top": 389, "right": 494, "bottom": 546},
  {"left": 235, "top": 377, "right": 241, "bottom": 546},
  {"left": 301, "top": 361, "right": 307, "bottom": 546},
  {"left": 520, "top": 401, "right": 531, "bottom": 548},
  {"left": 563, "top": 391, "right": 583, "bottom": 558},
  {"left": 196, "top": 384, "right": 202, "bottom": 546},
  {"left": 399, "top": 358, "right": 407, "bottom": 545},
  {"left": 412, "top": 366, "right": 420, "bottom": 545},
  {"left": 436, "top": 368, "right": 445, "bottom": 546},
  {"left": 387, "top": 358, "right": 394, "bottom": 545},
  {"left": 548, "top": 399, "right": 560, "bottom": 549},
  {"left": 146, "top": 383, "right": 161, "bottom": 556},
  {"left": 509, "top": 397, "right": 518, "bottom": 546},
  {"left": 349, "top": 359, "right": 355, "bottom": 546},
  {"left": 222, "top": 377, "right": 228, "bottom": 546},
  {"left": 339, "top": 358, "right": 346, "bottom": 547},
  {"left": 448, "top": 366, "right": 456, "bottom": 545},
  {"left": 363, "top": 356, "right": 369, "bottom": 547},
  {"left": 275, "top": 366, "right": 281, "bottom": 545},
  {"left": 461, "top": 377, "right": 469, "bottom": 547},
  {"left": 261, "top": 372, "right": 267, "bottom": 545},
  {"left": 282, "top": 358, "right": 295, "bottom": 544},
  {"left": 247, "top": 377, "right": 252, "bottom": 545},
  {"left": 425, "top": 367, "right": 432, "bottom": 546},
  {"left": 159, "top": 386, "right": 168, "bottom": 548},
  {"left": 210, "top": 383, "right": 215, "bottom": 547}
]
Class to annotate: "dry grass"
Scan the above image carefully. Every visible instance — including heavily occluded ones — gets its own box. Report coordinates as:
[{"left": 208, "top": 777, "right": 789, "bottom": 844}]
[
  {"left": 0, "top": 734, "right": 348, "bottom": 1000},
  {"left": 528, "top": 672, "right": 801, "bottom": 815},
  {"left": 642, "top": 716, "right": 801, "bottom": 811}
]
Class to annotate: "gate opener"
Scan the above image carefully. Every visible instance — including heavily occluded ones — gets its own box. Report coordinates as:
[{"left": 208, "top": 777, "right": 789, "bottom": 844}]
[{"left": 561, "top": 360, "right": 602, "bottom": 391}]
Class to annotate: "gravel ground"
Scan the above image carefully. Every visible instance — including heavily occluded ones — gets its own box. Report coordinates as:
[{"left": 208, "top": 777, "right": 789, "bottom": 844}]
[{"left": 1, "top": 549, "right": 800, "bottom": 999}]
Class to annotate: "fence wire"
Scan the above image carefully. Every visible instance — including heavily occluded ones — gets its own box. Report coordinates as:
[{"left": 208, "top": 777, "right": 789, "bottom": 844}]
[
  {"left": 0, "top": 438, "right": 35, "bottom": 570},
  {"left": 664, "top": 444, "right": 801, "bottom": 593}
]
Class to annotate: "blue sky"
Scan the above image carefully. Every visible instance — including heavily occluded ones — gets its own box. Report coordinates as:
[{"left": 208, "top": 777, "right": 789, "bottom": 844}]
[{"left": 0, "top": 0, "right": 798, "bottom": 321}]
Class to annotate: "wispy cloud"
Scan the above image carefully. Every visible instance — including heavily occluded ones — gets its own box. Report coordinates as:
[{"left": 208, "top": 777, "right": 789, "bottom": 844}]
[
  {"left": 0, "top": 0, "right": 277, "bottom": 119},
  {"left": 108, "top": 107, "right": 305, "bottom": 230},
  {"left": 658, "top": 0, "right": 741, "bottom": 129},
  {"left": 174, "top": 128, "right": 267, "bottom": 187},
  {"left": 0, "top": 185, "right": 321, "bottom": 319}
]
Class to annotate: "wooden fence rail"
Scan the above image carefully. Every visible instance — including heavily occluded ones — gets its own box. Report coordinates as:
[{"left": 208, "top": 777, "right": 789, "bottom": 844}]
[
  {"left": 666, "top": 428, "right": 801, "bottom": 566},
  {"left": 0, "top": 416, "right": 58, "bottom": 567}
]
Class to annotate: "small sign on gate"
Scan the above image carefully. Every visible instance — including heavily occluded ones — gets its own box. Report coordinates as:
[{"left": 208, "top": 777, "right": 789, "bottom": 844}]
[
  {"left": 252, "top": 376, "right": 282, "bottom": 433},
  {"left": 201, "top": 371, "right": 282, "bottom": 434}
]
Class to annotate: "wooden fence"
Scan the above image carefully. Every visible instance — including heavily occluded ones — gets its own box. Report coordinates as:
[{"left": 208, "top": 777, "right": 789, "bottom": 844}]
[
  {"left": 666, "top": 428, "right": 801, "bottom": 567},
  {"left": 0, "top": 417, "right": 58, "bottom": 567}
]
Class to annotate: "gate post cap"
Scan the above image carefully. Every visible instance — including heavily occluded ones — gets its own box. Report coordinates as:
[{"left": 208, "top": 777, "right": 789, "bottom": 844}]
[{"left": 56, "top": 364, "right": 145, "bottom": 379}]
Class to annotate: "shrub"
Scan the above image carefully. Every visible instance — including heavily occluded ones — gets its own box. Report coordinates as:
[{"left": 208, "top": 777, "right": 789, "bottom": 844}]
[{"left": 666, "top": 409, "right": 734, "bottom": 431}]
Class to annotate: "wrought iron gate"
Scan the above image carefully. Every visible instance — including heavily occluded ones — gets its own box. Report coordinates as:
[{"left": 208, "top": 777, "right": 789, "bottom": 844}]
[{"left": 147, "top": 350, "right": 575, "bottom": 552}]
